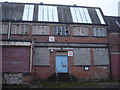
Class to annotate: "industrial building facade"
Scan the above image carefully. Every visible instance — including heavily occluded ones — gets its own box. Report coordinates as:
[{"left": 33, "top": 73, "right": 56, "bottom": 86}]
[{"left": 0, "top": 2, "right": 119, "bottom": 84}]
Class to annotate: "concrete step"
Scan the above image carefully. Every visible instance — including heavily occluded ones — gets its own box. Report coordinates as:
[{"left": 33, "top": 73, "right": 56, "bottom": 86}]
[{"left": 47, "top": 73, "right": 78, "bottom": 81}]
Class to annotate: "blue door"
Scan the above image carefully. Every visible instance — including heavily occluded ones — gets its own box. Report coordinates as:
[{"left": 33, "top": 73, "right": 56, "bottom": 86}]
[{"left": 56, "top": 56, "right": 68, "bottom": 73}]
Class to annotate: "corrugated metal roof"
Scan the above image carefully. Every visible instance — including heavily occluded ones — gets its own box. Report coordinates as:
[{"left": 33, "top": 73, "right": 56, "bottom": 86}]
[
  {"left": 105, "top": 16, "right": 120, "bottom": 33},
  {"left": 1, "top": 2, "right": 106, "bottom": 25}
]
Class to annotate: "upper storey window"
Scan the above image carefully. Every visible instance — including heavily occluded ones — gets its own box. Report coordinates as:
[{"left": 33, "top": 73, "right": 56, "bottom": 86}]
[
  {"left": 73, "top": 26, "right": 89, "bottom": 36},
  {"left": 32, "top": 25, "right": 50, "bottom": 35},
  {"left": 0, "top": 24, "right": 8, "bottom": 34},
  {"left": 93, "top": 27, "right": 107, "bottom": 37},
  {"left": 53, "top": 25, "right": 69, "bottom": 36},
  {"left": 11, "top": 24, "right": 29, "bottom": 34}
]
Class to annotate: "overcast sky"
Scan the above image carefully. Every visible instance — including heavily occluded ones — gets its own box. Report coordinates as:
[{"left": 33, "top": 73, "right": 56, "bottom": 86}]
[{"left": 0, "top": 0, "right": 119, "bottom": 16}]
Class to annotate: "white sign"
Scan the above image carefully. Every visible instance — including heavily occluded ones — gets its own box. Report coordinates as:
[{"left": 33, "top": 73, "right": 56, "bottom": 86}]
[
  {"left": 68, "top": 51, "right": 73, "bottom": 56},
  {"left": 84, "top": 67, "right": 89, "bottom": 71},
  {"left": 49, "top": 36, "right": 55, "bottom": 42}
]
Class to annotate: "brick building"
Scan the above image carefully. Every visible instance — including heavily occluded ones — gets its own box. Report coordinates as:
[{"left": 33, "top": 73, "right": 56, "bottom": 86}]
[
  {"left": 1, "top": 2, "right": 112, "bottom": 84},
  {"left": 105, "top": 16, "right": 120, "bottom": 79}
]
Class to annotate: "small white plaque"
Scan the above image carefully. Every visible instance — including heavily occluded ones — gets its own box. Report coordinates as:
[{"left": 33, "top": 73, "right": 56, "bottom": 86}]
[
  {"left": 84, "top": 67, "right": 89, "bottom": 71},
  {"left": 49, "top": 36, "right": 55, "bottom": 42},
  {"left": 68, "top": 51, "right": 73, "bottom": 56}
]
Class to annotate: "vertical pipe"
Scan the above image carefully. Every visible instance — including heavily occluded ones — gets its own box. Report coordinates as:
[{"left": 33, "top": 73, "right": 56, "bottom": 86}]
[
  {"left": 8, "top": 21, "right": 11, "bottom": 39},
  {"left": 30, "top": 41, "right": 33, "bottom": 72}
]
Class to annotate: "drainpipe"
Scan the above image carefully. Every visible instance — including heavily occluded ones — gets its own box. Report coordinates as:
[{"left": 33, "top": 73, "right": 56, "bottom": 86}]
[
  {"left": 8, "top": 21, "right": 11, "bottom": 39},
  {"left": 30, "top": 41, "right": 33, "bottom": 73}
]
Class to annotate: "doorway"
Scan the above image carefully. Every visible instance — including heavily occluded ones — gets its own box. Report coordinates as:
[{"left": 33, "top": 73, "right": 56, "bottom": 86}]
[{"left": 56, "top": 55, "right": 68, "bottom": 73}]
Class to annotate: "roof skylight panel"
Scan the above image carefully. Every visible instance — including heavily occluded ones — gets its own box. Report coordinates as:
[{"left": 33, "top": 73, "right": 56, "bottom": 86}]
[
  {"left": 70, "top": 7, "right": 78, "bottom": 23},
  {"left": 48, "top": 6, "right": 54, "bottom": 22},
  {"left": 79, "top": 8, "right": 87, "bottom": 23},
  {"left": 38, "top": 5, "right": 44, "bottom": 21},
  {"left": 75, "top": 7, "right": 83, "bottom": 23},
  {"left": 83, "top": 8, "right": 92, "bottom": 23},
  {"left": 95, "top": 9, "right": 105, "bottom": 24},
  {"left": 22, "top": 5, "right": 34, "bottom": 21},
  {"left": 52, "top": 6, "right": 58, "bottom": 22},
  {"left": 43, "top": 6, "right": 49, "bottom": 21},
  {"left": 28, "top": 5, "right": 34, "bottom": 21},
  {"left": 22, "top": 5, "right": 29, "bottom": 21},
  {"left": 116, "top": 21, "right": 120, "bottom": 27}
]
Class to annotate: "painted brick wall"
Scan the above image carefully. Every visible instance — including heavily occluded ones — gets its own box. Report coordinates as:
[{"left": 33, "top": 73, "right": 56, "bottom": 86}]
[
  {"left": 2, "top": 73, "right": 23, "bottom": 84},
  {"left": 2, "top": 47, "right": 30, "bottom": 72}
]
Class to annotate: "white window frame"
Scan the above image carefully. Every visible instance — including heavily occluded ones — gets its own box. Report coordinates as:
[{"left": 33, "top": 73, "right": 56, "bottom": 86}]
[
  {"left": 32, "top": 25, "right": 50, "bottom": 35},
  {"left": 73, "top": 26, "right": 89, "bottom": 36},
  {"left": 11, "top": 24, "right": 29, "bottom": 34},
  {"left": 93, "top": 27, "right": 107, "bottom": 37},
  {"left": 1, "top": 24, "right": 8, "bottom": 34},
  {"left": 53, "top": 25, "right": 69, "bottom": 36}
]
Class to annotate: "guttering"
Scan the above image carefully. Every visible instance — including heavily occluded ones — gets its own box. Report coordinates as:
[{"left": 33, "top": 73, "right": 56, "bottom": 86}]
[{"left": 2, "top": 20, "right": 108, "bottom": 26}]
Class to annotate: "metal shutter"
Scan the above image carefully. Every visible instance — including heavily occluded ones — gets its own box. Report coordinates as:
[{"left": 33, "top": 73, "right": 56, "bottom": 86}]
[
  {"left": 33, "top": 47, "right": 50, "bottom": 66},
  {"left": 94, "top": 48, "right": 110, "bottom": 65},
  {"left": 74, "top": 48, "right": 91, "bottom": 65}
]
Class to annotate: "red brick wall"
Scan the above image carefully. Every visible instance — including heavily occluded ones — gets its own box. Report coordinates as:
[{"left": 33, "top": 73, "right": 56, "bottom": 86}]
[
  {"left": 0, "top": 24, "right": 108, "bottom": 44},
  {"left": 108, "top": 33, "right": 120, "bottom": 79},
  {"left": 33, "top": 49, "right": 110, "bottom": 80},
  {"left": 110, "top": 54, "right": 119, "bottom": 79},
  {"left": 108, "top": 33, "right": 119, "bottom": 52},
  {"left": 1, "top": 23, "right": 110, "bottom": 80},
  {"left": 2, "top": 47, "right": 31, "bottom": 72}
]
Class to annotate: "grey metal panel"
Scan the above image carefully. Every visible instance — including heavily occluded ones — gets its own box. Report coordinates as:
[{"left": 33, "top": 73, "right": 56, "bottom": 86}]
[
  {"left": 33, "top": 47, "right": 50, "bottom": 66},
  {"left": 1, "top": 3, "right": 106, "bottom": 25},
  {"left": 87, "top": 8, "right": 101, "bottom": 24},
  {"left": 94, "top": 48, "right": 110, "bottom": 65},
  {"left": 0, "top": 3, "right": 2, "bottom": 22},
  {"left": 105, "top": 16, "right": 120, "bottom": 33},
  {"left": 66, "top": 7, "right": 73, "bottom": 22},
  {"left": 73, "top": 48, "right": 91, "bottom": 65},
  {"left": 33, "top": 5, "right": 38, "bottom": 21},
  {"left": 57, "top": 6, "right": 72, "bottom": 22},
  {"left": 34, "top": 42, "right": 107, "bottom": 47},
  {"left": 57, "top": 6, "right": 65, "bottom": 22},
  {"left": 2, "top": 3, "right": 24, "bottom": 21}
]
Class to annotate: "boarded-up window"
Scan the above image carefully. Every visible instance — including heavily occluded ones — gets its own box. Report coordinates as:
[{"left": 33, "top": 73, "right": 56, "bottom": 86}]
[
  {"left": 93, "top": 27, "right": 107, "bottom": 37},
  {"left": 74, "top": 48, "right": 91, "bottom": 65},
  {"left": 32, "top": 25, "right": 50, "bottom": 35},
  {"left": 94, "top": 48, "right": 109, "bottom": 65},
  {"left": 33, "top": 48, "right": 50, "bottom": 66},
  {"left": 11, "top": 24, "right": 29, "bottom": 34},
  {"left": 0, "top": 24, "right": 8, "bottom": 34},
  {"left": 73, "top": 26, "right": 89, "bottom": 36},
  {"left": 53, "top": 25, "right": 69, "bottom": 35}
]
